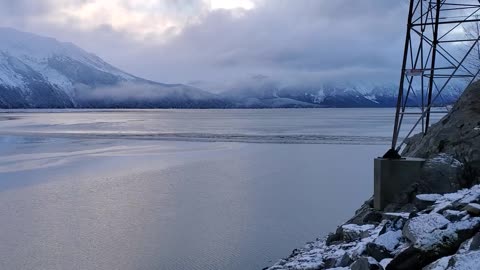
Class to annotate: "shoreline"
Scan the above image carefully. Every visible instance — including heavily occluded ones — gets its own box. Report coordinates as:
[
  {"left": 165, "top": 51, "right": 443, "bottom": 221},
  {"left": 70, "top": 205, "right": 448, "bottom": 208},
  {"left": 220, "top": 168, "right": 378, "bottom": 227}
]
[{"left": 266, "top": 184, "right": 480, "bottom": 270}]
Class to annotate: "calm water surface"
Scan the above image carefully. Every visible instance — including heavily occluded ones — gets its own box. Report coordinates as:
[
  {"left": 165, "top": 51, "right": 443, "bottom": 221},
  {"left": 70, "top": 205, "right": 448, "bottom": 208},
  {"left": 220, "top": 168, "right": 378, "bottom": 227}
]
[{"left": 0, "top": 109, "right": 443, "bottom": 270}]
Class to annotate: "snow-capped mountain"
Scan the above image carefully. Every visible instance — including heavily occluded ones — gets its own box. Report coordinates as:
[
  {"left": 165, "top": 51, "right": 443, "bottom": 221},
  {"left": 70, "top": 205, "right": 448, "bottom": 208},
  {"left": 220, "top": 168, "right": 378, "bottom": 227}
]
[
  {"left": 219, "top": 79, "right": 463, "bottom": 108},
  {"left": 0, "top": 27, "right": 227, "bottom": 108},
  {"left": 0, "top": 28, "right": 463, "bottom": 109}
]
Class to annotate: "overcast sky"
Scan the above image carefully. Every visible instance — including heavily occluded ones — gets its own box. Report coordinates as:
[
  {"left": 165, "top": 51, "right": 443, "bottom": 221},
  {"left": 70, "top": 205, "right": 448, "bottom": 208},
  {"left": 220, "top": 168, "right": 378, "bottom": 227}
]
[{"left": 0, "top": 0, "right": 409, "bottom": 91}]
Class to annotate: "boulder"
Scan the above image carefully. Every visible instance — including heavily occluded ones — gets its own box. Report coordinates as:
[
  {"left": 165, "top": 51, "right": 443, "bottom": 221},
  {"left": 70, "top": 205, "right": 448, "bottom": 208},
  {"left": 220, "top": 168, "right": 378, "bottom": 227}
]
[
  {"left": 381, "top": 212, "right": 410, "bottom": 222},
  {"left": 469, "top": 233, "right": 480, "bottom": 251},
  {"left": 363, "top": 212, "right": 384, "bottom": 225},
  {"left": 366, "top": 242, "right": 391, "bottom": 262},
  {"left": 422, "top": 256, "right": 452, "bottom": 270},
  {"left": 386, "top": 246, "right": 425, "bottom": 270},
  {"left": 442, "top": 210, "right": 467, "bottom": 222},
  {"left": 414, "top": 194, "right": 442, "bottom": 210},
  {"left": 337, "top": 253, "right": 354, "bottom": 267},
  {"left": 445, "top": 250, "right": 480, "bottom": 268},
  {"left": 374, "top": 230, "right": 403, "bottom": 252},
  {"left": 388, "top": 217, "right": 480, "bottom": 270},
  {"left": 324, "top": 253, "right": 354, "bottom": 268},
  {"left": 350, "top": 257, "right": 383, "bottom": 270},
  {"left": 379, "top": 259, "right": 393, "bottom": 269},
  {"left": 449, "top": 218, "right": 480, "bottom": 243},
  {"left": 340, "top": 224, "right": 375, "bottom": 243},
  {"left": 424, "top": 250, "right": 480, "bottom": 269},
  {"left": 323, "top": 257, "right": 338, "bottom": 269},
  {"left": 418, "top": 154, "right": 464, "bottom": 194},
  {"left": 326, "top": 223, "right": 375, "bottom": 246},
  {"left": 347, "top": 197, "right": 382, "bottom": 225},
  {"left": 464, "top": 203, "right": 480, "bottom": 216},
  {"left": 402, "top": 213, "right": 450, "bottom": 244},
  {"left": 326, "top": 230, "right": 343, "bottom": 246},
  {"left": 456, "top": 237, "right": 474, "bottom": 254}
]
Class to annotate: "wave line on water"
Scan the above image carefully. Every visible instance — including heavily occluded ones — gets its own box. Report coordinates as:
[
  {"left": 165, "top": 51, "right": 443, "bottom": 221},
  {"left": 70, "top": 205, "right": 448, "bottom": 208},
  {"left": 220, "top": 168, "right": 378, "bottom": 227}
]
[{"left": 0, "top": 131, "right": 393, "bottom": 145}]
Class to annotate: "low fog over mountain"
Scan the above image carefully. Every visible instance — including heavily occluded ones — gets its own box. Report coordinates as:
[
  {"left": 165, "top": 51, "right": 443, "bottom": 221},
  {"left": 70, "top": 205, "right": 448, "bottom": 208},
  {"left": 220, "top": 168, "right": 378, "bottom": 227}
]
[
  {"left": 0, "top": 28, "right": 226, "bottom": 108},
  {"left": 0, "top": 28, "right": 461, "bottom": 108}
]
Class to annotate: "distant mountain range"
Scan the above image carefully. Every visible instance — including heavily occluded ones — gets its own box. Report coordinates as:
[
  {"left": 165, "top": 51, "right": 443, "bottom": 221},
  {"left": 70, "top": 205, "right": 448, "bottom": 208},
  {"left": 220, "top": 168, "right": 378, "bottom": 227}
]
[
  {"left": 218, "top": 79, "right": 463, "bottom": 108},
  {"left": 0, "top": 28, "right": 463, "bottom": 109}
]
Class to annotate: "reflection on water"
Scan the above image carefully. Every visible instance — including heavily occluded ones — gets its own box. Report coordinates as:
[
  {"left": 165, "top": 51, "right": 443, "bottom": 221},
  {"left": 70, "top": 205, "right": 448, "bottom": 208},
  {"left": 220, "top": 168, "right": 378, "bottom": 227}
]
[
  {"left": 0, "top": 108, "right": 444, "bottom": 144},
  {"left": 0, "top": 109, "right": 444, "bottom": 270}
]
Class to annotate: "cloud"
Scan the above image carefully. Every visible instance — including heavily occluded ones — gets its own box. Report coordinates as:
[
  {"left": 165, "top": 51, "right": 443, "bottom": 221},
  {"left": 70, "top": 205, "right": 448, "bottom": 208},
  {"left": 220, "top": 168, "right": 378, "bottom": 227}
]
[
  {"left": 0, "top": 0, "right": 52, "bottom": 16},
  {"left": 0, "top": 0, "right": 257, "bottom": 40},
  {"left": 74, "top": 81, "right": 214, "bottom": 105},
  {"left": 75, "top": 82, "right": 172, "bottom": 101},
  {"left": 133, "top": 0, "right": 408, "bottom": 88},
  {"left": 0, "top": 0, "right": 409, "bottom": 92}
]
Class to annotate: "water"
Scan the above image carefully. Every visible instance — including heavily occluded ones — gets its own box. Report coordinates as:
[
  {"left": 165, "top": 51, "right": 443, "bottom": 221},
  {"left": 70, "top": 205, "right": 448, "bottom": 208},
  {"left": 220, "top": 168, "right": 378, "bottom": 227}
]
[
  {"left": 0, "top": 108, "right": 440, "bottom": 144},
  {"left": 0, "top": 109, "right": 443, "bottom": 270}
]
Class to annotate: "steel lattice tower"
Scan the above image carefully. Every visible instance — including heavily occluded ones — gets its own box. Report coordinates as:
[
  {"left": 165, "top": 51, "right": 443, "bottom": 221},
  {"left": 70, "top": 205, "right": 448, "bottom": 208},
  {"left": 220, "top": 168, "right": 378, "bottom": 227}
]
[{"left": 385, "top": 0, "right": 480, "bottom": 158}]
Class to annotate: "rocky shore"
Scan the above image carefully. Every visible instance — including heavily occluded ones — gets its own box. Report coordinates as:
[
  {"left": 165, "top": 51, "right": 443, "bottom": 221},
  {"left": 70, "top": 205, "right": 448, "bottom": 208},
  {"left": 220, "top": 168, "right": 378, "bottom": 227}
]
[
  {"left": 267, "top": 185, "right": 480, "bottom": 270},
  {"left": 265, "top": 82, "right": 480, "bottom": 270}
]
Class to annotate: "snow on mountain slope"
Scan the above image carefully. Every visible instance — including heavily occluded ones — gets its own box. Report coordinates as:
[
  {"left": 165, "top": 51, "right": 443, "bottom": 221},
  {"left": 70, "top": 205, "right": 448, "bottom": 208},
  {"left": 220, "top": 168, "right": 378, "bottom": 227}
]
[
  {"left": 221, "top": 81, "right": 398, "bottom": 108},
  {"left": 0, "top": 28, "right": 464, "bottom": 109},
  {"left": 0, "top": 27, "right": 227, "bottom": 108},
  {"left": 220, "top": 78, "right": 463, "bottom": 108},
  {"left": 0, "top": 27, "right": 135, "bottom": 81}
]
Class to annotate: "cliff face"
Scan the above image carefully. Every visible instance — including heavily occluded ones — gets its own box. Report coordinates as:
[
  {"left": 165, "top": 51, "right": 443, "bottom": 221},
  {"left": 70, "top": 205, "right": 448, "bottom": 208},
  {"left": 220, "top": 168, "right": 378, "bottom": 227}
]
[{"left": 403, "top": 81, "right": 480, "bottom": 177}]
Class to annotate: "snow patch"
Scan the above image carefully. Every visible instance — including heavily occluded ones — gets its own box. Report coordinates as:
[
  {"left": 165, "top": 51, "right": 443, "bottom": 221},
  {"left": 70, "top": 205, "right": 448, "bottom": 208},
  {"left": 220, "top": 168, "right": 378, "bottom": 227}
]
[
  {"left": 417, "top": 194, "right": 443, "bottom": 202},
  {"left": 374, "top": 230, "right": 402, "bottom": 251}
]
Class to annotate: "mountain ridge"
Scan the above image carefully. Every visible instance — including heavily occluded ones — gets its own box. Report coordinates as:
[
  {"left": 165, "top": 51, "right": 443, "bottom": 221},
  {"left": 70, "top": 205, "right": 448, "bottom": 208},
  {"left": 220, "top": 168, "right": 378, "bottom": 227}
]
[
  {"left": 0, "top": 27, "right": 227, "bottom": 109},
  {"left": 0, "top": 28, "right": 462, "bottom": 109}
]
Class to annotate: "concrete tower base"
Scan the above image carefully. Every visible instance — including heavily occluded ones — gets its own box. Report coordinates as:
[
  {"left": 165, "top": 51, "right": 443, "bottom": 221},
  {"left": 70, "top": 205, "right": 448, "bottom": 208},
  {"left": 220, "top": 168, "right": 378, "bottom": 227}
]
[{"left": 374, "top": 157, "right": 425, "bottom": 210}]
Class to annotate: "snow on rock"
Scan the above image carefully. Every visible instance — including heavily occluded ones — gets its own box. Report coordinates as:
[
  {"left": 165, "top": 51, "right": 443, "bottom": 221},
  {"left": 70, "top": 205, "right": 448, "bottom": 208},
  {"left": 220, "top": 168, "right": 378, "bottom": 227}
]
[
  {"left": 423, "top": 255, "right": 452, "bottom": 270},
  {"left": 266, "top": 221, "right": 388, "bottom": 270},
  {"left": 341, "top": 224, "right": 376, "bottom": 242},
  {"left": 349, "top": 257, "right": 382, "bottom": 270},
  {"left": 266, "top": 185, "right": 480, "bottom": 270},
  {"left": 266, "top": 86, "right": 480, "bottom": 270},
  {"left": 429, "top": 153, "right": 463, "bottom": 168},
  {"left": 443, "top": 192, "right": 466, "bottom": 202},
  {"left": 416, "top": 194, "right": 443, "bottom": 202},
  {"left": 382, "top": 212, "right": 410, "bottom": 219},
  {"left": 374, "top": 230, "right": 402, "bottom": 252},
  {"left": 415, "top": 194, "right": 443, "bottom": 210},
  {"left": 415, "top": 217, "right": 480, "bottom": 251},
  {"left": 426, "top": 185, "right": 480, "bottom": 213},
  {"left": 443, "top": 210, "right": 468, "bottom": 222},
  {"left": 402, "top": 213, "right": 450, "bottom": 245},
  {"left": 459, "top": 189, "right": 480, "bottom": 205},
  {"left": 425, "top": 250, "right": 480, "bottom": 270},
  {"left": 457, "top": 237, "right": 475, "bottom": 253},
  {"left": 468, "top": 233, "right": 480, "bottom": 251},
  {"left": 449, "top": 250, "right": 480, "bottom": 269},
  {"left": 379, "top": 258, "right": 392, "bottom": 269}
]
